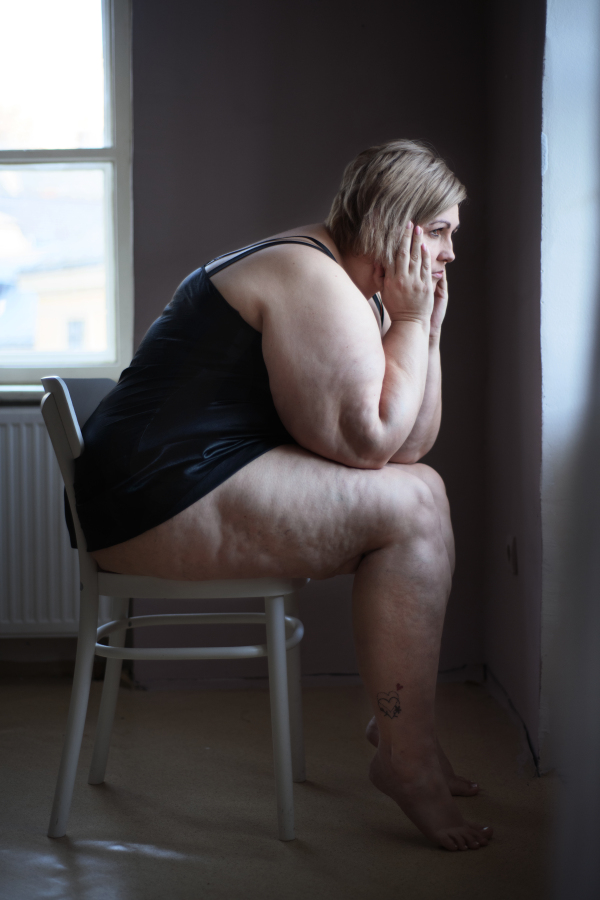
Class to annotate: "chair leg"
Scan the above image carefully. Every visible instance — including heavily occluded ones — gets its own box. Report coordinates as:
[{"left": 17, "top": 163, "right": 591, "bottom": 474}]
[
  {"left": 284, "top": 593, "right": 306, "bottom": 783},
  {"left": 48, "top": 586, "right": 99, "bottom": 838},
  {"left": 88, "top": 597, "right": 129, "bottom": 785},
  {"left": 265, "top": 595, "right": 295, "bottom": 841}
]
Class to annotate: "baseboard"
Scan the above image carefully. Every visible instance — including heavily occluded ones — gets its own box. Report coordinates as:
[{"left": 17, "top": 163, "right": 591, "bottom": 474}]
[
  {"left": 133, "top": 673, "right": 365, "bottom": 691},
  {"left": 0, "top": 657, "right": 106, "bottom": 681},
  {"left": 133, "top": 668, "right": 489, "bottom": 691},
  {"left": 437, "top": 663, "right": 486, "bottom": 684}
]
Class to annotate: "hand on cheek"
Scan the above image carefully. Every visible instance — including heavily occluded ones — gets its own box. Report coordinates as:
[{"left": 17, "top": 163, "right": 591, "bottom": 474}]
[{"left": 430, "top": 270, "right": 448, "bottom": 337}]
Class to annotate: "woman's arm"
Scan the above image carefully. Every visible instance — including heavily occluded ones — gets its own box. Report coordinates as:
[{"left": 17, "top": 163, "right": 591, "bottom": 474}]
[
  {"left": 388, "top": 269, "right": 448, "bottom": 463},
  {"left": 258, "top": 224, "right": 435, "bottom": 469},
  {"left": 388, "top": 336, "right": 441, "bottom": 463}
]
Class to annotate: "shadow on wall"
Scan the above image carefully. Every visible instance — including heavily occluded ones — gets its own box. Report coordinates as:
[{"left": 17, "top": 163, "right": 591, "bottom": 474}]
[
  {"left": 483, "top": 0, "right": 545, "bottom": 757},
  {"left": 551, "top": 281, "right": 600, "bottom": 899}
]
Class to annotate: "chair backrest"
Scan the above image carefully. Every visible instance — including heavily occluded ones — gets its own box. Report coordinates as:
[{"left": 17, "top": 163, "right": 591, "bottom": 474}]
[
  {"left": 41, "top": 376, "right": 115, "bottom": 457},
  {"left": 40, "top": 376, "right": 116, "bottom": 555},
  {"left": 61, "top": 378, "right": 117, "bottom": 430}
]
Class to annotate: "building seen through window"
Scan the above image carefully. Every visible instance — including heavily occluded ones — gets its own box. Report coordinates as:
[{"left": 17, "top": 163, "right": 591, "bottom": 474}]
[{"left": 0, "top": 166, "right": 109, "bottom": 363}]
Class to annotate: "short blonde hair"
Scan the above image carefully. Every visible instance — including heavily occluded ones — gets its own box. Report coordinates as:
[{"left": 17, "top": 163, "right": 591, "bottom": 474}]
[{"left": 325, "top": 139, "right": 466, "bottom": 266}]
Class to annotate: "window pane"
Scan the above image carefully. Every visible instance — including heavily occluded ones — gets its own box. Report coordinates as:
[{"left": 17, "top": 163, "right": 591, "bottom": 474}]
[
  {"left": 0, "top": 0, "right": 106, "bottom": 150},
  {"left": 0, "top": 166, "right": 114, "bottom": 366}
]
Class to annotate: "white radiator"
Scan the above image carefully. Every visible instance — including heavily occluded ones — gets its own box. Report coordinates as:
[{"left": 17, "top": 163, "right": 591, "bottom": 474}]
[{"left": 0, "top": 405, "right": 109, "bottom": 636}]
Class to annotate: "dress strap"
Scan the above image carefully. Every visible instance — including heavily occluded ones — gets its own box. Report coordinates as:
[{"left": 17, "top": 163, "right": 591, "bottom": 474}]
[
  {"left": 205, "top": 235, "right": 337, "bottom": 275},
  {"left": 372, "top": 292, "right": 385, "bottom": 326}
]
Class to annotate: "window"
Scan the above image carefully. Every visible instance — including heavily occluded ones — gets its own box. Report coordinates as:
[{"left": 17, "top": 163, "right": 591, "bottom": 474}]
[{"left": 0, "top": 0, "right": 132, "bottom": 386}]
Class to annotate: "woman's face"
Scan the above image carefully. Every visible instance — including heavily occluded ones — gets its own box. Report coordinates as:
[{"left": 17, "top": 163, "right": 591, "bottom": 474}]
[{"left": 419, "top": 204, "right": 460, "bottom": 283}]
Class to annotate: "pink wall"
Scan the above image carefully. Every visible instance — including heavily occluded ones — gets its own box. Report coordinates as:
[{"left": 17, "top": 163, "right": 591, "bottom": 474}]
[
  {"left": 130, "top": 0, "right": 491, "bottom": 684},
  {"left": 483, "top": 0, "right": 546, "bottom": 751}
]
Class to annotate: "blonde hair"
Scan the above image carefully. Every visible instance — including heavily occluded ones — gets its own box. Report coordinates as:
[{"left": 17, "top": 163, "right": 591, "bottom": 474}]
[{"left": 325, "top": 139, "right": 466, "bottom": 266}]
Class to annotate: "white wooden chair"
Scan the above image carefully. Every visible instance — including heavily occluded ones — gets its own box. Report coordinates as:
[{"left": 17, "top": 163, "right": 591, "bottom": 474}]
[{"left": 41, "top": 375, "right": 307, "bottom": 842}]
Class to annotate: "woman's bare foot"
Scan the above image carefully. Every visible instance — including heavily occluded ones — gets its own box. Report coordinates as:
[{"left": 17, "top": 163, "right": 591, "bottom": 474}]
[
  {"left": 366, "top": 717, "right": 479, "bottom": 797},
  {"left": 369, "top": 745, "right": 492, "bottom": 851}
]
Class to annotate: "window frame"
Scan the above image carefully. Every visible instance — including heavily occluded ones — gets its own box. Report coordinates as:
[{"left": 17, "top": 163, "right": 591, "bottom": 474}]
[{"left": 0, "top": 0, "right": 133, "bottom": 386}]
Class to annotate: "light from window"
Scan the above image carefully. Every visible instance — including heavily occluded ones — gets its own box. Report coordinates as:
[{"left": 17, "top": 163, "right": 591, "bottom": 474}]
[
  {"left": 0, "top": 0, "right": 131, "bottom": 381},
  {"left": 0, "top": 0, "right": 106, "bottom": 150}
]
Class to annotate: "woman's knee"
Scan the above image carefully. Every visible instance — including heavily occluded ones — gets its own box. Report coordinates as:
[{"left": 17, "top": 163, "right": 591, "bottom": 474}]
[
  {"left": 408, "top": 463, "right": 447, "bottom": 500},
  {"left": 362, "top": 467, "right": 442, "bottom": 546},
  {"left": 407, "top": 463, "right": 454, "bottom": 569},
  {"left": 406, "top": 464, "right": 451, "bottom": 521}
]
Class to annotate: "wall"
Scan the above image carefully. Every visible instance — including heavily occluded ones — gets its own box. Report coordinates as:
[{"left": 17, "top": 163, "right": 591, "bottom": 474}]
[
  {"left": 131, "top": 0, "right": 490, "bottom": 683},
  {"left": 536, "top": 2, "right": 600, "bottom": 890},
  {"left": 483, "top": 0, "right": 546, "bottom": 752},
  {"left": 539, "top": 0, "right": 600, "bottom": 773}
]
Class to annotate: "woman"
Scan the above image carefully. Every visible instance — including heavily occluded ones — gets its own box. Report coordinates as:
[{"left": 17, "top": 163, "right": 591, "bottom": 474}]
[{"left": 75, "top": 139, "right": 492, "bottom": 851}]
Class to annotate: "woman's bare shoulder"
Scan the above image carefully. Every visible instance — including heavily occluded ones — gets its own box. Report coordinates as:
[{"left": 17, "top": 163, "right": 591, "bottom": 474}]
[{"left": 208, "top": 224, "right": 352, "bottom": 331}]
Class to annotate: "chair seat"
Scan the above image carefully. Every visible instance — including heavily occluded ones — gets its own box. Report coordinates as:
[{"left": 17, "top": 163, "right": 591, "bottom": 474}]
[{"left": 97, "top": 572, "right": 309, "bottom": 599}]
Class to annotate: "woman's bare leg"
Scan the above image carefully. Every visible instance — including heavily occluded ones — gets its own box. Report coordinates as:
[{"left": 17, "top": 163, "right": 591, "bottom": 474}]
[
  {"left": 93, "top": 446, "right": 491, "bottom": 850},
  {"left": 351, "top": 483, "right": 488, "bottom": 850},
  {"left": 365, "top": 463, "right": 479, "bottom": 798}
]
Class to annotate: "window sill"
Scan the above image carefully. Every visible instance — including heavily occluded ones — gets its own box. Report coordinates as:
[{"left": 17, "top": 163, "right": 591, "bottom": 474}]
[{"left": 0, "top": 384, "right": 45, "bottom": 404}]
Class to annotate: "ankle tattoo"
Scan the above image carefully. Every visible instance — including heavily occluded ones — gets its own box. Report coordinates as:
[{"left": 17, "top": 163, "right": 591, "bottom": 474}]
[{"left": 377, "top": 686, "right": 403, "bottom": 719}]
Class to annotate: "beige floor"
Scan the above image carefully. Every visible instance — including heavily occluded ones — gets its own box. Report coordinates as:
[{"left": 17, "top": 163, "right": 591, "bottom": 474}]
[{"left": 0, "top": 679, "right": 554, "bottom": 900}]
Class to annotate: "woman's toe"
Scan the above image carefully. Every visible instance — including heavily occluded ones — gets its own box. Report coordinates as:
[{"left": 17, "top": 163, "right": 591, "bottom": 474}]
[
  {"left": 438, "top": 832, "right": 460, "bottom": 851},
  {"left": 470, "top": 824, "right": 491, "bottom": 846},
  {"left": 452, "top": 776, "right": 479, "bottom": 796},
  {"left": 455, "top": 833, "right": 469, "bottom": 851}
]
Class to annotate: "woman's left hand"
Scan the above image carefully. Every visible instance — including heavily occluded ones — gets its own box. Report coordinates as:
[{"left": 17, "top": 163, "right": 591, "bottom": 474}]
[{"left": 429, "top": 268, "right": 448, "bottom": 340}]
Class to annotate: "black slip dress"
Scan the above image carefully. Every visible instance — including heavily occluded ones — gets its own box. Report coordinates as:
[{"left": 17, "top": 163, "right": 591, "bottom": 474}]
[{"left": 73, "top": 236, "right": 385, "bottom": 552}]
